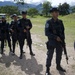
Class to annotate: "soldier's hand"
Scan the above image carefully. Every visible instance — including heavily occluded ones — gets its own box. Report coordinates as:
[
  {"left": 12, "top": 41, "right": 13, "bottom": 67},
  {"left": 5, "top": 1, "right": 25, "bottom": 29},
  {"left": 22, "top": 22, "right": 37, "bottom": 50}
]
[
  {"left": 24, "top": 29, "right": 27, "bottom": 32},
  {"left": 26, "top": 26, "right": 30, "bottom": 29},
  {"left": 56, "top": 37, "right": 62, "bottom": 42}
]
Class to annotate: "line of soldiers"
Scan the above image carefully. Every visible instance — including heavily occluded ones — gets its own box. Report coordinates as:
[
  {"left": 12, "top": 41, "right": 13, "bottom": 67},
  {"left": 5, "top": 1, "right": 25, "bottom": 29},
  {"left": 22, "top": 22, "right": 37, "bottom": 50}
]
[
  {"left": 0, "top": 8, "right": 68, "bottom": 75},
  {"left": 0, "top": 11, "right": 35, "bottom": 59}
]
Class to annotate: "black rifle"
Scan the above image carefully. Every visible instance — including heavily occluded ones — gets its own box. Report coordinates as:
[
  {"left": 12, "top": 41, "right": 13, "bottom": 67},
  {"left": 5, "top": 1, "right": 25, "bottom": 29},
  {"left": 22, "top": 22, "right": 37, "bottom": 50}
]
[
  {"left": 26, "top": 26, "right": 32, "bottom": 46},
  {"left": 61, "top": 41, "right": 68, "bottom": 64}
]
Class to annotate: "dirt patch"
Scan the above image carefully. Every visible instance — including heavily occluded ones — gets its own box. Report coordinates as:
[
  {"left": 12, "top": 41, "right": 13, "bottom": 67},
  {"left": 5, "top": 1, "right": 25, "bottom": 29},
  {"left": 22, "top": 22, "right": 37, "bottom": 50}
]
[{"left": 0, "top": 34, "right": 75, "bottom": 75}]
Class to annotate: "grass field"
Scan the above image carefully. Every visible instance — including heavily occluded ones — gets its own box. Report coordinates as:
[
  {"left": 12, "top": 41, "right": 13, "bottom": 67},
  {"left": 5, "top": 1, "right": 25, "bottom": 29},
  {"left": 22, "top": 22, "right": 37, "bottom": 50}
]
[{"left": 29, "top": 13, "right": 75, "bottom": 47}]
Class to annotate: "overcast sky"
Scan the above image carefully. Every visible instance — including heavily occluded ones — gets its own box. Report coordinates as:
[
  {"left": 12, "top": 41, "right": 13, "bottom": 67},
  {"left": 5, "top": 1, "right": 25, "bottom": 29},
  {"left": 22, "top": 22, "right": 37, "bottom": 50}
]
[{"left": 0, "top": 0, "right": 75, "bottom": 6}]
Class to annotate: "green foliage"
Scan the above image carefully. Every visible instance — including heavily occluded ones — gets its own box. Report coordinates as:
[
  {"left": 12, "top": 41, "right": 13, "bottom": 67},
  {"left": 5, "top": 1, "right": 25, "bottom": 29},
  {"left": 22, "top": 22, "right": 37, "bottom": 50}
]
[
  {"left": 58, "top": 3, "right": 70, "bottom": 15},
  {"left": 42, "top": 1, "right": 52, "bottom": 17},
  {"left": 0, "top": 6, "right": 20, "bottom": 15},
  {"left": 28, "top": 8, "right": 38, "bottom": 17}
]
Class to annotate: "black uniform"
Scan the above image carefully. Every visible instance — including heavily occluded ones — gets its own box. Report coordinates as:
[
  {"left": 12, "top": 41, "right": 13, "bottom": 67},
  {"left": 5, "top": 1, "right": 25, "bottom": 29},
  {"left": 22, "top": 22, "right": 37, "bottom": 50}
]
[
  {"left": 18, "top": 18, "right": 34, "bottom": 58},
  {"left": 10, "top": 20, "right": 19, "bottom": 54},
  {"left": 45, "top": 18, "right": 65, "bottom": 70},
  {"left": 0, "top": 20, "right": 12, "bottom": 54}
]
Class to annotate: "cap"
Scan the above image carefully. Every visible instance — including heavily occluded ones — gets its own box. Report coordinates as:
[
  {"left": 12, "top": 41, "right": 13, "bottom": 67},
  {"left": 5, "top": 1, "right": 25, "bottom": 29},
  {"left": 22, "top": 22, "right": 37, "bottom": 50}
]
[
  {"left": 50, "top": 7, "right": 59, "bottom": 13},
  {"left": 2, "top": 16, "right": 6, "bottom": 19},
  {"left": 11, "top": 14, "right": 18, "bottom": 19},
  {"left": 12, "top": 14, "right": 17, "bottom": 17},
  {"left": 22, "top": 11, "right": 27, "bottom": 15}
]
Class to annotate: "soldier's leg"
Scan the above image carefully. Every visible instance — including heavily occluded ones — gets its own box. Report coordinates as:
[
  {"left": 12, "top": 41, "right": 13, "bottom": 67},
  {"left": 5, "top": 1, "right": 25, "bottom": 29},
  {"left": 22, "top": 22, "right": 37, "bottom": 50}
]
[
  {"left": 7, "top": 37, "right": 12, "bottom": 52},
  {"left": 56, "top": 44, "right": 66, "bottom": 72},
  {"left": 1, "top": 34, "right": 4, "bottom": 54},
  {"left": 46, "top": 46, "right": 54, "bottom": 73},
  {"left": 26, "top": 32, "right": 34, "bottom": 55},
  {"left": 56, "top": 44, "right": 62, "bottom": 66},
  {"left": 22, "top": 39, "right": 25, "bottom": 53},
  {"left": 1, "top": 39, "right": 4, "bottom": 54},
  {"left": 18, "top": 39, "right": 24, "bottom": 59},
  {"left": 27, "top": 38, "right": 35, "bottom": 56},
  {"left": 12, "top": 39, "right": 17, "bottom": 54}
]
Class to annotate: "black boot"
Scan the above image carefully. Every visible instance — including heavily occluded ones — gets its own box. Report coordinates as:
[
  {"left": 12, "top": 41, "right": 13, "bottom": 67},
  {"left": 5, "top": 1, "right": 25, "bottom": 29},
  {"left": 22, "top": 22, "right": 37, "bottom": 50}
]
[
  {"left": 11, "top": 48, "right": 15, "bottom": 55},
  {"left": 1, "top": 49, "right": 3, "bottom": 54},
  {"left": 19, "top": 54, "right": 23, "bottom": 59},
  {"left": 10, "top": 47, "right": 12, "bottom": 52},
  {"left": 12, "top": 51, "right": 15, "bottom": 56},
  {"left": 46, "top": 67, "right": 51, "bottom": 75},
  {"left": 30, "top": 52, "right": 35, "bottom": 56},
  {"left": 22, "top": 50, "right": 25, "bottom": 54},
  {"left": 29, "top": 45, "right": 35, "bottom": 56},
  {"left": 56, "top": 65, "right": 66, "bottom": 72}
]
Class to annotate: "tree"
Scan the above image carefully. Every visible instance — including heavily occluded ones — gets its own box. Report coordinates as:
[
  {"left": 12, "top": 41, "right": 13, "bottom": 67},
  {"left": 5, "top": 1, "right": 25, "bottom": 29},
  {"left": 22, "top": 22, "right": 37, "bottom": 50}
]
[
  {"left": 58, "top": 3, "right": 70, "bottom": 15},
  {"left": 28, "top": 8, "right": 38, "bottom": 17},
  {"left": 0, "top": 6, "right": 20, "bottom": 15},
  {"left": 42, "top": 1, "right": 52, "bottom": 17}
]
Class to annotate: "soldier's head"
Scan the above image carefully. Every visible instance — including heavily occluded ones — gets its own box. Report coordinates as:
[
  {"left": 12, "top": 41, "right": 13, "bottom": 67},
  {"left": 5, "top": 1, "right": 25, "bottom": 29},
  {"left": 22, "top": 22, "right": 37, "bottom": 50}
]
[
  {"left": 22, "top": 11, "right": 27, "bottom": 19},
  {"left": 50, "top": 7, "right": 59, "bottom": 19},
  {"left": 12, "top": 14, "right": 18, "bottom": 21},
  {"left": 2, "top": 16, "right": 6, "bottom": 22}
]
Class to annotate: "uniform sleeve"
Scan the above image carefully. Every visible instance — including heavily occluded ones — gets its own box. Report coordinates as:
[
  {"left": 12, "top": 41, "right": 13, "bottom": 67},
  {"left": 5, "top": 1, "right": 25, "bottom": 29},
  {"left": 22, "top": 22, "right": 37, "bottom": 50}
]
[
  {"left": 45, "top": 20, "right": 57, "bottom": 40},
  {"left": 0, "top": 22, "right": 1, "bottom": 27},
  {"left": 28, "top": 19, "right": 32, "bottom": 30},
  {"left": 7, "top": 23, "right": 10, "bottom": 31},
  {"left": 61, "top": 21, "right": 65, "bottom": 40},
  {"left": 9, "top": 22, "right": 13, "bottom": 29}
]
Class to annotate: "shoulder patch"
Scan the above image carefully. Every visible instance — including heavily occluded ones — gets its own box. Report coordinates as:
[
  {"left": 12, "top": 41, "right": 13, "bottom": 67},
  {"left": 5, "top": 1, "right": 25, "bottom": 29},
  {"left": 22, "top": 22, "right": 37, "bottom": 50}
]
[
  {"left": 18, "top": 20, "right": 20, "bottom": 24},
  {"left": 45, "top": 22, "right": 49, "bottom": 28},
  {"left": 0, "top": 21, "right": 2, "bottom": 23}
]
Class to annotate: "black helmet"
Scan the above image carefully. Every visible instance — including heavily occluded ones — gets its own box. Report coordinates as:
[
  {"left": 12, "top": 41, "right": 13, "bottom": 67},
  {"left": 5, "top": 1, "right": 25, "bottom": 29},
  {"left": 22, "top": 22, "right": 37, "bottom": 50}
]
[
  {"left": 12, "top": 14, "right": 17, "bottom": 17},
  {"left": 2, "top": 16, "right": 6, "bottom": 19},
  {"left": 11, "top": 14, "right": 18, "bottom": 19},
  {"left": 22, "top": 11, "right": 27, "bottom": 15},
  {"left": 50, "top": 7, "right": 59, "bottom": 13}
]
